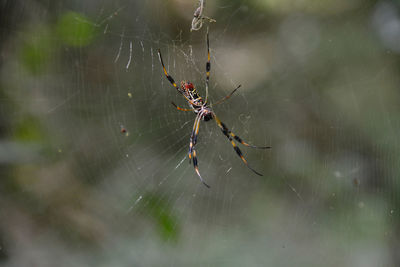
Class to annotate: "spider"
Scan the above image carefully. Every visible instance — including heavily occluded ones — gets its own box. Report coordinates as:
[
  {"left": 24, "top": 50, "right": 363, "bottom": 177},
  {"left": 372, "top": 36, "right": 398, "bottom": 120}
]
[{"left": 157, "top": 31, "right": 270, "bottom": 188}]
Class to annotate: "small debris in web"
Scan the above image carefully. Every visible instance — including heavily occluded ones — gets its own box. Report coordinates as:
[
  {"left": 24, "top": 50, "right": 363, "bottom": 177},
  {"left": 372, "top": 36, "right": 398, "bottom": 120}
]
[
  {"left": 96, "top": 6, "right": 124, "bottom": 28},
  {"left": 126, "top": 41, "right": 133, "bottom": 70},
  {"left": 128, "top": 92, "right": 132, "bottom": 98},
  {"left": 114, "top": 28, "right": 125, "bottom": 63},
  {"left": 286, "top": 181, "right": 304, "bottom": 201},
  {"left": 175, "top": 156, "right": 187, "bottom": 169},
  {"left": 127, "top": 195, "right": 143, "bottom": 213},
  {"left": 140, "top": 41, "right": 144, "bottom": 53},
  {"left": 191, "top": 0, "right": 216, "bottom": 31},
  {"left": 120, "top": 125, "right": 129, "bottom": 136}
]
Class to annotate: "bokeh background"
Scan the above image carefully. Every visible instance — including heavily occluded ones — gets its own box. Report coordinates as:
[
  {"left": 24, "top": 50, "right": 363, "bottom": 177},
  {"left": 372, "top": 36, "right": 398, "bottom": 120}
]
[{"left": 1, "top": 0, "right": 400, "bottom": 266}]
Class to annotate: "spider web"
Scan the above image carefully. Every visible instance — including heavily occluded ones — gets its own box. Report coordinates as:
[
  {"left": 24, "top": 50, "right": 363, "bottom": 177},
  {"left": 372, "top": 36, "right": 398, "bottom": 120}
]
[{"left": 1, "top": 0, "right": 399, "bottom": 266}]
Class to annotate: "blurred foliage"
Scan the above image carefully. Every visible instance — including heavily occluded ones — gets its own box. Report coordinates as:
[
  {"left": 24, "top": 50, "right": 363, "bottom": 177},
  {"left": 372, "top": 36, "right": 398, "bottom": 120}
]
[
  {"left": 20, "top": 26, "right": 53, "bottom": 74},
  {"left": 1, "top": 0, "right": 400, "bottom": 266},
  {"left": 255, "top": 0, "right": 364, "bottom": 14},
  {"left": 136, "top": 193, "right": 180, "bottom": 242},
  {"left": 56, "top": 12, "right": 96, "bottom": 47},
  {"left": 13, "top": 115, "right": 46, "bottom": 143},
  {"left": 20, "top": 11, "right": 96, "bottom": 75}
]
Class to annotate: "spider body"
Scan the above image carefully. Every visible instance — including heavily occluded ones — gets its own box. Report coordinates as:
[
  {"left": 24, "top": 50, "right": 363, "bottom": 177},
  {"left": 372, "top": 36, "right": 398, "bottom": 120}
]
[
  {"left": 158, "top": 31, "right": 270, "bottom": 188},
  {"left": 181, "top": 81, "right": 203, "bottom": 106},
  {"left": 180, "top": 81, "right": 213, "bottom": 121}
]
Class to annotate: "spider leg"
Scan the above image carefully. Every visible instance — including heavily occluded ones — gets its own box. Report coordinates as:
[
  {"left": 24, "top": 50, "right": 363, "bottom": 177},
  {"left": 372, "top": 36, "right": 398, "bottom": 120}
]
[
  {"left": 157, "top": 49, "right": 201, "bottom": 107},
  {"left": 189, "top": 113, "right": 201, "bottom": 164},
  {"left": 214, "top": 115, "right": 271, "bottom": 149},
  {"left": 171, "top": 102, "right": 192, "bottom": 111},
  {"left": 189, "top": 112, "right": 210, "bottom": 188},
  {"left": 192, "top": 148, "right": 210, "bottom": 188},
  {"left": 213, "top": 114, "right": 269, "bottom": 176},
  {"left": 213, "top": 85, "right": 241, "bottom": 106},
  {"left": 205, "top": 28, "right": 211, "bottom": 104},
  {"left": 157, "top": 49, "right": 180, "bottom": 91}
]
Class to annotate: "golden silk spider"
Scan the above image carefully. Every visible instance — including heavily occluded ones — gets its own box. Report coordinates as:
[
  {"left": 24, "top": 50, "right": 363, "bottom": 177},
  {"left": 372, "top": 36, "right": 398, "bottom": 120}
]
[{"left": 157, "top": 31, "right": 270, "bottom": 188}]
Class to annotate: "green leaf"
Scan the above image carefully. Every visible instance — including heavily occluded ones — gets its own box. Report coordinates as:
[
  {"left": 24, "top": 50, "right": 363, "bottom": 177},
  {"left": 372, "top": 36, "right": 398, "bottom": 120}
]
[
  {"left": 56, "top": 12, "right": 96, "bottom": 47},
  {"left": 20, "top": 27, "right": 52, "bottom": 74},
  {"left": 14, "top": 115, "right": 46, "bottom": 143},
  {"left": 134, "top": 193, "right": 180, "bottom": 242}
]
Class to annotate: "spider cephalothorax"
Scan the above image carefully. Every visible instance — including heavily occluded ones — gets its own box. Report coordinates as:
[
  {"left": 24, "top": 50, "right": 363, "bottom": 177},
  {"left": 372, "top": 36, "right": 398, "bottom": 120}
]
[
  {"left": 157, "top": 31, "right": 270, "bottom": 188},
  {"left": 180, "top": 81, "right": 213, "bottom": 120}
]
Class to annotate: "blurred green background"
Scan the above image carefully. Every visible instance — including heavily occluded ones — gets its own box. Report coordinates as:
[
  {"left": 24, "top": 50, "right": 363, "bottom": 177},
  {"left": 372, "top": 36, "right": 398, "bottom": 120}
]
[{"left": 1, "top": 0, "right": 400, "bottom": 266}]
